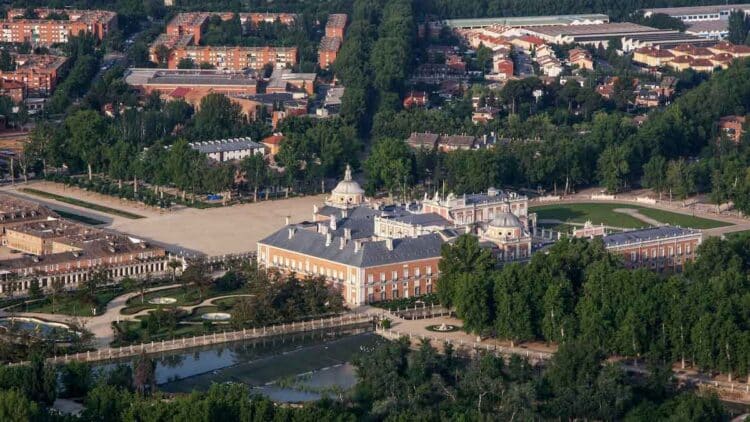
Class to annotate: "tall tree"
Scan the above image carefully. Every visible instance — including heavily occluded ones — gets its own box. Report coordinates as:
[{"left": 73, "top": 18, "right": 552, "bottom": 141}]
[{"left": 66, "top": 110, "right": 110, "bottom": 180}]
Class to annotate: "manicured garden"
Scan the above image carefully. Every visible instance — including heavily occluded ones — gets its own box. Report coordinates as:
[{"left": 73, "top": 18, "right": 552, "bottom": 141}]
[
  {"left": 530, "top": 203, "right": 730, "bottom": 229},
  {"left": 22, "top": 288, "right": 123, "bottom": 317},
  {"left": 111, "top": 267, "right": 346, "bottom": 346}
]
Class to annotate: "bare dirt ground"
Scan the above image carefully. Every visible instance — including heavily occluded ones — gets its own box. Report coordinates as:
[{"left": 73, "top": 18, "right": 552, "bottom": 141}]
[
  {"left": 3, "top": 181, "right": 324, "bottom": 256},
  {"left": 109, "top": 194, "right": 324, "bottom": 256}
]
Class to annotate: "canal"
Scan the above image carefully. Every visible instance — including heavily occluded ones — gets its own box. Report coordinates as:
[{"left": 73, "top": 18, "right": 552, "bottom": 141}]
[{"left": 100, "top": 329, "right": 382, "bottom": 403}]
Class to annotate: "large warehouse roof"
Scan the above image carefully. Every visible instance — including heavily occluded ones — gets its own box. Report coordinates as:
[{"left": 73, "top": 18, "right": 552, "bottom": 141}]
[{"left": 442, "top": 13, "right": 609, "bottom": 29}]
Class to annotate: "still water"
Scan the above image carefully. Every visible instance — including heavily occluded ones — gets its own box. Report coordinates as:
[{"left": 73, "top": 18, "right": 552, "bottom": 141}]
[{"left": 111, "top": 330, "right": 382, "bottom": 402}]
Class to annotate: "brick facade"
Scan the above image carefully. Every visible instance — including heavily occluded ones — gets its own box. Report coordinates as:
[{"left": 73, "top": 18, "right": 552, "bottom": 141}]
[{"left": 3, "top": 9, "right": 117, "bottom": 45}]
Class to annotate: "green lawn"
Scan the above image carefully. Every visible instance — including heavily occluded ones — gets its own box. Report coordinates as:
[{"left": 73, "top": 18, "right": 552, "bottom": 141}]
[
  {"left": 20, "top": 188, "right": 144, "bottom": 219},
  {"left": 24, "top": 289, "right": 122, "bottom": 317},
  {"left": 531, "top": 204, "right": 649, "bottom": 228},
  {"left": 635, "top": 208, "right": 730, "bottom": 229},
  {"left": 530, "top": 203, "right": 731, "bottom": 230},
  {"left": 122, "top": 285, "right": 249, "bottom": 315}
]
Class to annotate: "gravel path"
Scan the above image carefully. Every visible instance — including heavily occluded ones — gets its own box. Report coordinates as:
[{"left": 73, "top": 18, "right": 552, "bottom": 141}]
[{"left": 612, "top": 208, "right": 664, "bottom": 227}]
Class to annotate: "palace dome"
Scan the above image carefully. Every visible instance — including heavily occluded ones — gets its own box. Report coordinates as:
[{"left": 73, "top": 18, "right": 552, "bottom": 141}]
[
  {"left": 332, "top": 164, "right": 364, "bottom": 195},
  {"left": 489, "top": 212, "right": 522, "bottom": 228}
]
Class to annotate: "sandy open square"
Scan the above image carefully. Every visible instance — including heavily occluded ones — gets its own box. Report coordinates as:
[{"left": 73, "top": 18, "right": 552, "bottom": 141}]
[
  {"left": 2, "top": 181, "right": 324, "bottom": 256},
  {"left": 109, "top": 194, "right": 325, "bottom": 256}
]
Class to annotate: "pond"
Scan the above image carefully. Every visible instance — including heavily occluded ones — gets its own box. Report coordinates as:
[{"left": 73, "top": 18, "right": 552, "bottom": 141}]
[
  {"left": 101, "top": 329, "right": 382, "bottom": 403},
  {"left": 0, "top": 317, "right": 79, "bottom": 342}
]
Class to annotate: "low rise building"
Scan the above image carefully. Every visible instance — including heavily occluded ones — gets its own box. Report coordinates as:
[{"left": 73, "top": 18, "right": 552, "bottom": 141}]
[
  {"left": 124, "top": 68, "right": 260, "bottom": 99},
  {"left": 262, "top": 133, "right": 284, "bottom": 156},
  {"left": 267, "top": 68, "right": 315, "bottom": 95},
  {"left": 472, "top": 107, "right": 500, "bottom": 124},
  {"left": 403, "top": 91, "right": 428, "bottom": 108},
  {"left": 602, "top": 226, "right": 702, "bottom": 272},
  {"left": 0, "top": 194, "right": 57, "bottom": 246},
  {"left": 568, "top": 47, "right": 594, "bottom": 70},
  {"left": 189, "top": 137, "right": 265, "bottom": 162},
  {"left": 718, "top": 115, "right": 746, "bottom": 144},
  {"left": 0, "top": 214, "right": 170, "bottom": 295},
  {"left": 642, "top": 4, "right": 750, "bottom": 39},
  {"left": 3, "top": 8, "right": 117, "bottom": 45},
  {"left": 523, "top": 22, "right": 665, "bottom": 48},
  {"left": 437, "top": 134, "right": 477, "bottom": 151}
]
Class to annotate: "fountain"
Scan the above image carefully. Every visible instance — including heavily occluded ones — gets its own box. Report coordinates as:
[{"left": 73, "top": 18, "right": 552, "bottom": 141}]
[
  {"left": 149, "top": 297, "right": 178, "bottom": 305},
  {"left": 426, "top": 323, "right": 459, "bottom": 333},
  {"left": 201, "top": 312, "right": 231, "bottom": 321}
]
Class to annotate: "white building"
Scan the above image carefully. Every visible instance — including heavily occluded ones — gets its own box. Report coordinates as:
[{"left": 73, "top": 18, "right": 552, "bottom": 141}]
[{"left": 189, "top": 137, "right": 265, "bottom": 162}]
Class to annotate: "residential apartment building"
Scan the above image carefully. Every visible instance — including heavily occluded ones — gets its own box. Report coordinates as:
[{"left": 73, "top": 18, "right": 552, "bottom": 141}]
[
  {"left": 318, "top": 36, "right": 342, "bottom": 68},
  {"left": 325, "top": 14, "right": 348, "bottom": 38},
  {"left": 0, "top": 54, "right": 68, "bottom": 97},
  {"left": 167, "top": 46, "right": 297, "bottom": 71},
  {"left": 3, "top": 8, "right": 117, "bottom": 45},
  {"left": 165, "top": 12, "right": 298, "bottom": 45},
  {"left": 602, "top": 226, "right": 702, "bottom": 272}
]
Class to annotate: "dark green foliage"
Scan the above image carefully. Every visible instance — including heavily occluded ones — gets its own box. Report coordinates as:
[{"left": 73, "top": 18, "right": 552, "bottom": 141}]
[
  {"left": 61, "top": 360, "right": 93, "bottom": 398},
  {"left": 438, "top": 230, "right": 750, "bottom": 380}
]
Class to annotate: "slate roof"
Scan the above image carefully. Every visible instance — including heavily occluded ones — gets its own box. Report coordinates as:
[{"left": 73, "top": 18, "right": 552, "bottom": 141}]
[
  {"left": 603, "top": 226, "right": 700, "bottom": 247},
  {"left": 189, "top": 137, "right": 264, "bottom": 154},
  {"left": 389, "top": 212, "right": 450, "bottom": 227},
  {"left": 259, "top": 227, "right": 444, "bottom": 267}
]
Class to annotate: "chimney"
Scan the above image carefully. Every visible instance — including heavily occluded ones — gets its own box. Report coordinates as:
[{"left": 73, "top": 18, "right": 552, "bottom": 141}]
[
  {"left": 385, "top": 238, "right": 393, "bottom": 251},
  {"left": 285, "top": 216, "right": 291, "bottom": 225},
  {"left": 339, "top": 236, "right": 346, "bottom": 249},
  {"left": 288, "top": 227, "right": 295, "bottom": 239},
  {"left": 330, "top": 217, "right": 337, "bottom": 230},
  {"left": 344, "top": 228, "right": 351, "bottom": 240},
  {"left": 341, "top": 209, "right": 348, "bottom": 219},
  {"left": 326, "top": 232, "right": 332, "bottom": 246},
  {"left": 354, "top": 240, "right": 361, "bottom": 253}
]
